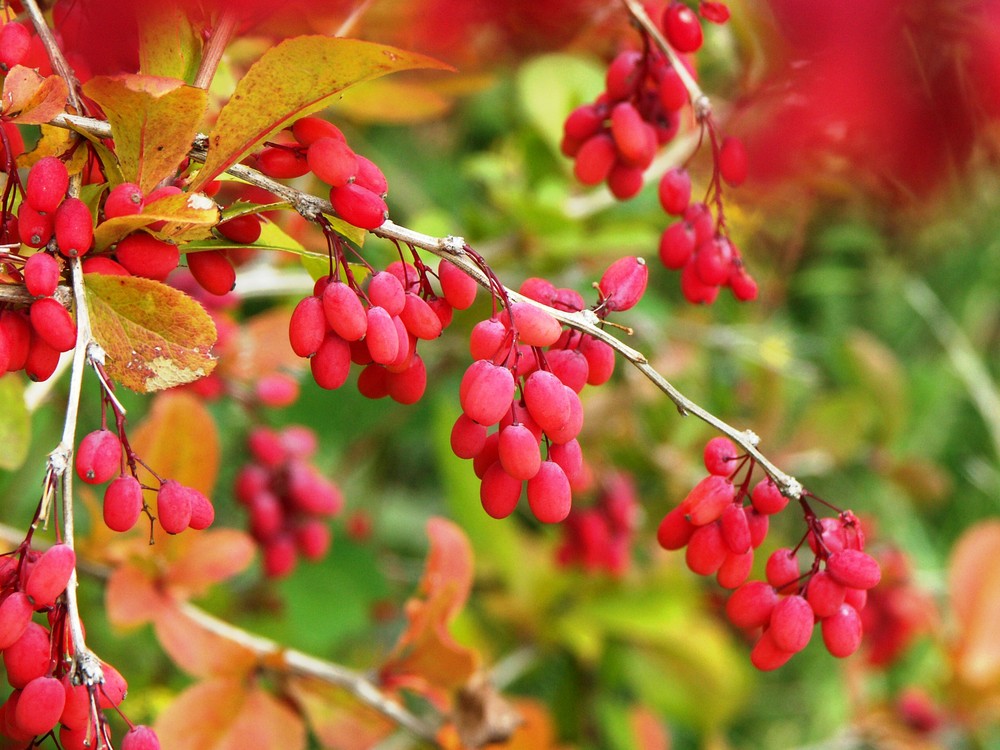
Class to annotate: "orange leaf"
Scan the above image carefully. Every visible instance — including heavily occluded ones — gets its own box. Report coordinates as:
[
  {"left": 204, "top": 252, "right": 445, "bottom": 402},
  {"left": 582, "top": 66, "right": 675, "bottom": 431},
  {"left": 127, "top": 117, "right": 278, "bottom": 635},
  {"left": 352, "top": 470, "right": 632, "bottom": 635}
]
[
  {"left": 129, "top": 391, "right": 220, "bottom": 495},
  {"left": 188, "top": 37, "right": 452, "bottom": 191},
  {"left": 105, "top": 561, "right": 169, "bottom": 628},
  {"left": 1, "top": 66, "right": 68, "bottom": 124},
  {"left": 285, "top": 676, "right": 395, "bottom": 750},
  {"left": 153, "top": 604, "right": 257, "bottom": 679},
  {"left": 85, "top": 275, "right": 218, "bottom": 393},
  {"left": 216, "top": 307, "right": 304, "bottom": 383},
  {"left": 381, "top": 518, "right": 478, "bottom": 694},
  {"left": 949, "top": 521, "right": 1000, "bottom": 686},
  {"left": 165, "top": 528, "right": 256, "bottom": 599},
  {"left": 155, "top": 678, "right": 306, "bottom": 750},
  {"left": 83, "top": 74, "right": 208, "bottom": 193}
]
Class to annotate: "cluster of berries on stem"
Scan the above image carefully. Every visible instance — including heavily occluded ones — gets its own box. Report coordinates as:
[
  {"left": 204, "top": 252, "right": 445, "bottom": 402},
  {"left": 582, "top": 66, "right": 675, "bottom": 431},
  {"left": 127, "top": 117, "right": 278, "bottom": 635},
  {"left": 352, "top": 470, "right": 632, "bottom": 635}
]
[{"left": 657, "top": 436, "right": 881, "bottom": 669}]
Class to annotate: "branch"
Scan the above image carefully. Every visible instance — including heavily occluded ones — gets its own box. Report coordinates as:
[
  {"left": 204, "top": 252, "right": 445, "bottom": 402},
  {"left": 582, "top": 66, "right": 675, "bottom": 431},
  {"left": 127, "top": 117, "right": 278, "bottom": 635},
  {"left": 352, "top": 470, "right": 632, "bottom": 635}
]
[{"left": 47, "top": 111, "right": 803, "bottom": 499}]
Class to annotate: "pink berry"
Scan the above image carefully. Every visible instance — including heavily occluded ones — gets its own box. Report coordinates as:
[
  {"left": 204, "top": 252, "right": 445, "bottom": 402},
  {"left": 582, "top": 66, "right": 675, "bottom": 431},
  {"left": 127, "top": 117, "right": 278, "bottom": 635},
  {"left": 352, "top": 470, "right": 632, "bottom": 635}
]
[{"left": 75, "top": 429, "right": 121, "bottom": 484}]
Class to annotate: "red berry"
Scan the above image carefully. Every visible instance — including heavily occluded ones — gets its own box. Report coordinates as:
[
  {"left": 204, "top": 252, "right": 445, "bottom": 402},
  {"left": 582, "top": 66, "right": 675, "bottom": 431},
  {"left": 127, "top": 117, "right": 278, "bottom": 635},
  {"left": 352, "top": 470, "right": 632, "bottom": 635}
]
[
  {"left": 157, "top": 480, "right": 192, "bottom": 534},
  {"left": 75, "top": 429, "right": 121, "bottom": 484},
  {"left": 368, "top": 271, "right": 405, "bottom": 317},
  {"left": 188, "top": 249, "right": 236, "bottom": 295},
  {"left": 563, "top": 104, "right": 604, "bottom": 142},
  {"left": 656, "top": 505, "right": 695, "bottom": 550},
  {"left": 96, "top": 662, "right": 127, "bottom": 709},
  {"left": 307, "top": 137, "right": 358, "bottom": 187},
  {"left": 217, "top": 213, "right": 261, "bottom": 244},
  {"left": 386, "top": 353, "right": 426, "bottom": 404},
  {"left": 765, "top": 548, "right": 801, "bottom": 593},
  {"left": 14, "top": 675, "right": 65, "bottom": 736},
  {"left": 805, "top": 570, "right": 846, "bottom": 618},
  {"left": 607, "top": 163, "right": 645, "bottom": 200},
  {"left": 0, "top": 592, "right": 33, "bottom": 650},
  {"left": 257, "top": 147, "right": 309, "bottom": 179},
  {"left": 103, "top": 475, "right": 144, "bottom": 532},
  {"left": 598, "top": 256, "right": 648, "bottom": 312},
  {"left": 699, "top": 1, "right": 731, "bottom": 23},
  {"left": 573, "top": 134, "right": 616, "bottom": 186},
  {"left": 3, "top": 622, "right": 51, "bottom": 688},
  {"left": 718, "top": 136, "right": 748, "bottom": 187},
  {"left": 364, "top": 306, "right": 399, "bottom": 365},
  {"left": 605, "top": 50, "right": 643, "bottom": 101},
  {"left": 720, "top": 501, "right": 751, "bottom": 554},
  {"left": 750, "top": 629, "right": 794, "bottom": 671},
  {"left": 103, "top": 182, "right": 144, "bottom": 219},
  {"left": 121, "top": 725, "right": 161, "bottom": 750},
  {"left": 498, "top": 423, "right": 542, "bottom": 481},
  {"left": 322, "top": 281, "right": 367, "bottom": 341},
  {"left": 291, "top": 116, "right": 345, "bottom": 146},
  {"left": 354, "top": 155, "right": 388, "bottom": 196},
  {"left": 750, "top": 478, "right": 787, "bottom": 515},
  {"left": 289, "top": 295, "right": 326, "bottom": 358},
  {"left": 681, "top": 474, "right": 734, "bottom": 525},
  {"left": 310, "top": 332, "right": 351, "bottom": 390},
  {"left": 54, "top": 198, "right": 94, "bottom": 257},
  {"left": 663, "top": 2, "right": 704, "bottom": 52},
  {"left": 187, "top": 488, "right": 215, "bottom": 530},
  {"left": 24, "top": 333, "right": 60, "bottom": 381},
  {"left": 18, "top": 202, "right": 53, "bottom": 247},
  {"left": 25, "top": 543, "right": 75, "bottom": 609},
  {"left": 23, "top": 252, "right": 60, "bottom": 297},
  {"left": 769, "top": 594, "right": 814, "bottom": 653},
  {"left": 450, "top": 414, "right": 487, "bottom": 459},
  {"left": 329, "top": 183, "right": 387, "bottom": 230},
  {"left": 400, "top": 293, "right": 442, "bottom": 340},
  {"left": 703, "top": 436, "right": 737, "bottom": 475},
  {"left": 685, "top": 522, "right": 727, "bottom": 575},
  {"left": 29, "top": 297, "right": 76, "bottom": 352},
  {"left": 526, "top": 461, "right": 572, "bottom": 523},
  {"left": 0, "top": 23, "right": 32, "bottom": 70},
  {"left": 262, "top": 534, "right": 297, "bottom": 578},
  {"left": 82, "top": 256, "right": 131, "bottom": 276},
  {"left": 506, "top": 302, "right": 561, "bottom": 347},
  {"left": 438, "top": 259, "right": 477, "bottom": 310},
  {"left": 26, "top": 156, "right": 69, "bottom": 214},
  {"left": 114, "top": 233, "right": 180, "bottom": 281},
  {"left": 730, "top": 267, "right": 759, "bottom": 302},
  {"left": 295, "top": 520, "right": 332, "bottom": 561},
  {"left": 610, "top": 102, "right": 656, "bottom": 169},
  {"left": 716, "top": 549, "right": 753, "bottom": 588},
  {"left": 658, "top": 221, "right": 696, "bottom": 269},
  {"left": 821, "top": 603, "right": 863, "bottom": 658},
  {"left": 480, "top": 462, "right": 522, "bottom": 519},
  {"left": 725, "top": 581, "right": 777, "bottom": 629},
  {"left": 460, "top": 360, "right": 515, "bottom": 426},
  {"left": 826, "top": 549, "right": 881, "bottom": 590},
  {"left": 658, "top": 168, "right": 692, "bottom": 215}
]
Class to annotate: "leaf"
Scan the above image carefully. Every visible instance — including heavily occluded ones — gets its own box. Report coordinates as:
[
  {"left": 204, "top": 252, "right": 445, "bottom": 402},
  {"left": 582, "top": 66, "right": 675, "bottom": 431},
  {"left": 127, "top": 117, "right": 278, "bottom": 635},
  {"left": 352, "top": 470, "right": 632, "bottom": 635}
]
[
  {"left": 137, "top": 4, "right": 200, "bottom": 81},
  {"left": 331, "top": 78, "right": 451, "bottom": 123},
  {"left": 188, "top": 37, "right": 452, "bottom": 191},
  {"left": 285, "top": 677, "right": 395, "bottom": 750},
  {"left": 85, "top": 273, "right": 218, "bottom": 392},
  {"left": 155, "top": 678, "right": 306, "bottom": 750},
  {"left": 0, "top": 376, "right": 30, "bottom": 471},
  {"left": 380, "top": 518, "right": 478, "bottom": 694},
  {"left": 94, "top": 191, "right": 220, "bottom": 250},
  {"left": 164, "top": 529, "right": 256, "bottom": 599},
  {"left": 129, "top": 391, "right": 220, "bottom": 495},
  {"left": 83, "top": 74, "right": 208, "bottom": 193},
  {"left": 215, "top": 307, "right": 304, "bottom": 384},
  {"left": 61, "top": 121, "right": 126, "bottom": 185},
  {"left": 1, "top": 66, "right": 69, "bottom": 124},
  {"left": 106, "top": 562, "right": 170, "bottom": 628},
  {"left": 154, "top": 604, "right": 257, "bottom": 679},
  {"left": 949, "top": 521, "right": 1000, "bottom": 686}
]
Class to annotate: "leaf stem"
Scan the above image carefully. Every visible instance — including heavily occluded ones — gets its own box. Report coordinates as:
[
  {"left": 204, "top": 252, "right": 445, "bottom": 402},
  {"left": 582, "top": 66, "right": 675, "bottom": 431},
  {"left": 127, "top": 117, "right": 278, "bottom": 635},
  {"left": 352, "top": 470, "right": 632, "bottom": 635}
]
[{"left": 193, "top": 8, "right": 238, "bottom": 90}]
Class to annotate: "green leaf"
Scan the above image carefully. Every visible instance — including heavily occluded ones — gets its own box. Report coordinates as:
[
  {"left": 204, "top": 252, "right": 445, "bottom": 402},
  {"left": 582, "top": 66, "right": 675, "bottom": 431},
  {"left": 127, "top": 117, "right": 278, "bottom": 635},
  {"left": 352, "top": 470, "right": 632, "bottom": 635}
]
[
  {"left": 84, "top": 274, "right": 218, "bottom": 393},
  {"left": 83, "top": 74, "right": 208, "bottom": 194},
  {"left": 94, "top": 191, "right": 220, "bottom": 250},
  {"left": 136, "top": 5, "right": 200, "bottom": 82},
  {"left": 188, "top": 37, "right": 452, "bottom": 191},
  {"left": 516, "top": 54, "right": 605, "bottom": 156},
  {"left": 0, "top": 376, "right": 30, "bottom": 471}
]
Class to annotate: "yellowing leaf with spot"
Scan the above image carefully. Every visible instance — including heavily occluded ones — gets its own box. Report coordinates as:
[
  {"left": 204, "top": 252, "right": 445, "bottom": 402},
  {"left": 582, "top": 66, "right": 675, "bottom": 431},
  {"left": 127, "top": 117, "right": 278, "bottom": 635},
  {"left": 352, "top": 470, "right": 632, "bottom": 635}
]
[
  {"left": 1, "top": 66, "right": 68, "bottom": 124},
  {"left": 136, "top": 4, "right": 199, "bottom": 81},
  {"left": 129, "top": 391, "right": 220, "bottom": 496},
  {"left": 189, "top": 37, "right": 452, "bottom": 191},
  {"left": 155, "top": 678, "right": 306, "bottom": 750},
  {"left": 84, "top": 74, "right": 208, "bottom": 193},
  {"left": 94, "top": 191, "right": 220, "bottom": 250},
  {"left": 85, "top": 274, "right": 217, "bottom": 392}
]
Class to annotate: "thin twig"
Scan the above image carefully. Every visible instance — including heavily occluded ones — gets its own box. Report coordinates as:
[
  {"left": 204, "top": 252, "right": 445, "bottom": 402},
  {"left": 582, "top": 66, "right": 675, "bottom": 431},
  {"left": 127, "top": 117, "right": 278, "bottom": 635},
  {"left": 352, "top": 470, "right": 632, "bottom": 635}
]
[
  {"left": 193, "top": 8, "right": 238, "bottom": 90},
  {"left": 22, "top": 0, "right": 81, "bottom": 112}
]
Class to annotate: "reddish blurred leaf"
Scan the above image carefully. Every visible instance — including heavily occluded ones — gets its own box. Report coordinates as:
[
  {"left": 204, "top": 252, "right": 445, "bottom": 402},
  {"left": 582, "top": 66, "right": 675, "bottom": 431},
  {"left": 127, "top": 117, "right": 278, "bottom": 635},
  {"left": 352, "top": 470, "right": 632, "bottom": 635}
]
[
  {"left": 1, "top": 66, "right": 68, "bottom": 124},
  {"left": 285, "top": 677, "right": 395, "bottom": 750},
  {"left": 154, "top": 604, "right": 257, "bottom": 679},
  {"left": 106, "top": 561, "right": 170, "bottom": 628},
  {"left": 216, "top": 307, "right": 304, "bottom": 383},
  {"left": 155, "top": 678, "right": 306, "bottom": 750},
  {"left": 629, "top": 706, "right": 671, "bottom": 750},
  {"left": 83, "top": 74, "right": 208, "bottom": 193},
  {"left": 164, "top": 529, "right": 256, "bottom": 598},
  {"left": 129, "top": 391, "right": 220, "bottom": 495},
  {"left": 188, "top": 36, "right": 452, "bottom": 190},
  {"left": 381, "top": 518, "right": 478, "bottom": 695},
  {"left": 94, "top": 192, "right": 220, "bottom": 250},
  {"left": 85, "top": 274, "right": 218, "bottom": 392},
  {"left": 949, "top": 521, "right": 1000, "bottom": 686}
]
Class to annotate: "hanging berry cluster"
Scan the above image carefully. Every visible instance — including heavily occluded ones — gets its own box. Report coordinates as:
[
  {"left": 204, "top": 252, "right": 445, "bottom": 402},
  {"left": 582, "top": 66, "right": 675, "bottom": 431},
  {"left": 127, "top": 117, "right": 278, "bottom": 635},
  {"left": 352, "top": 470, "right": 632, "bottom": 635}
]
[
  {"left": 555, "top": 471, "right": 640, "bottom": 576},
  {"left": 561, "top": 0, "right": 756, "bottom": 304},
  {"left": 233, "top": 425, "right": 344, "bottom": 578},
  {"left": 656, "top": 436, "right": 881, "bottom": 670}
]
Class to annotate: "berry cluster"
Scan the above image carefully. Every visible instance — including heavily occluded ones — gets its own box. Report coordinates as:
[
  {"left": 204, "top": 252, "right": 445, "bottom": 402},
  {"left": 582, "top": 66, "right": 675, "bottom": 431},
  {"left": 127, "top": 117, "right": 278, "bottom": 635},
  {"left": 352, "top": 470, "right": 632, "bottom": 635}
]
[
  {"left": 451, "top": 258, "right": 636, "bottom": 524},
  {"left": 657, "top": 436, "right": 880, "bottom": 669},
  {"left": 555, "top": 472, "right": 639, "bottom": 575},
  {"left": 0, "top": 542, "right": 158, "bottom": 749},
  {"left": 289, "top": 253, "right": 474, "bottom": 403},
  {"left": 76, "top": 418, "right": 214, "bottom": 536},
  {"left": 562, "top": 1, "right": 756, "bottom": 304},
  {"left": 257, "top": 116, "right": 389, "bottom": 230},
  {"left": 233, "top": 425, "right": 343, "bottom": 578}
]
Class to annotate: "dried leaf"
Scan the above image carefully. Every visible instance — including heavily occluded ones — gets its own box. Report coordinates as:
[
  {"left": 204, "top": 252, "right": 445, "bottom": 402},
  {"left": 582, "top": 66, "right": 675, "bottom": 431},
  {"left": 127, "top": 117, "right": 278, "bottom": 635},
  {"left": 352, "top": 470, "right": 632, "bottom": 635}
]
[
  {"left": 155, "top": 678, "right": 306, "bottom": 750},
  {"left": 85, "top": 274, "right": 217, "bottom": 392},
  {"left": 154, "top": 604, "right": 257, "bottom": 679},
  {"left": 94, "top": 191, "right": 220, "bottom": 250},
  {"left": 129, "top": 391, "right": 220, "bottom": 495},
  {"left": 381, "top": 518, "right": 478, "bottom": 694},
  {"left": 83, "top": 74, "right": 208, "bottom": 193},
  {"left": 106, "top": 562, "right": 169, "bottom": 628},
  {"left": 949, "top": 521, "right": 1000, "bottom": 686},
  {"left": 285, "top": 677, "right": 395, "bottom": 750},
  {"left": 189, "top": 37, "right": 452, "bottom": 191},
  {"left": 1, "top": 66, "right": 68, "bottom": 124},
  {"left": 453, "top": 673, "right": 522, "bottom": 749},
  {"left": 0, "top": 375, "right": 30, "bottom": 471}
]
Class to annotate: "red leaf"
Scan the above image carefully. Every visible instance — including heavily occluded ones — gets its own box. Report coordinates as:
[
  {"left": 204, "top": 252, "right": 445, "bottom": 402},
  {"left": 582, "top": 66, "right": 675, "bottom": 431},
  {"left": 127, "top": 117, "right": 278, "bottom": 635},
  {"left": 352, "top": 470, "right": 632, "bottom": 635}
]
[
  {"left": 106, "top": 562, "right": 169, "bottom": 628},
  {"left": 153, "top": 604, "right": 257, "bottom": 679}
]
